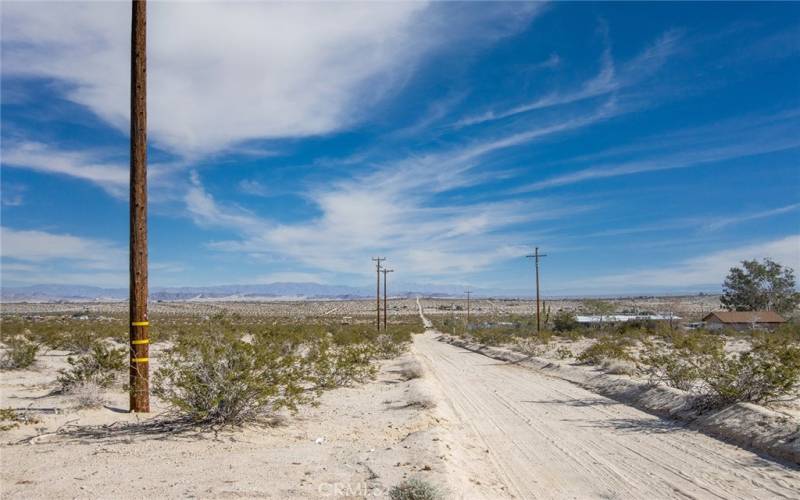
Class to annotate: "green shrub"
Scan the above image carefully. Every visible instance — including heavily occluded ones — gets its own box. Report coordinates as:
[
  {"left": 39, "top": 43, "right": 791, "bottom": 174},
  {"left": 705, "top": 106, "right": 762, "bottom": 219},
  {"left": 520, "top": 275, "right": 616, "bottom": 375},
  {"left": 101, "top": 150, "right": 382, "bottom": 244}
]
[
  {"left": 154, "top": 332, "right": 316, "bottom": 426},
  {"left": 389, "top": 478, "right": 443, "bottom": 500},
  {"left": 555, "top": 346, "right": 573, "bottom": 360},
  {"left": 0, "top": 337, "right": 39, "bottom": 370},
  {"left": 577, "top": 336, "right": 633, "bottom": 365},
  {"left": 57, "top": 342, "right": 126, "bottom": 392},
  {"left": 311, "top": 340, "right": 377, "bottom": 389},
  {"left": 642, "top": 333, "right": 800, "bottom": 408},
  {"left": 552, "top": 310, "right": 579, "bottom": 332},
  {"left": 698, "top": 337, "right": 800, "bottom": 408}
]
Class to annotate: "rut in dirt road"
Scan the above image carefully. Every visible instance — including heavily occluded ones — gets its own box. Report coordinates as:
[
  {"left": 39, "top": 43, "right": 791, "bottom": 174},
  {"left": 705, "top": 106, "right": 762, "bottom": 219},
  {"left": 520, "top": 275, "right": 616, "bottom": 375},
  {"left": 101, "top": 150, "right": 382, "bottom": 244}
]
[{"left": 413, "top": 328, "right": 800, "bottom": 499}]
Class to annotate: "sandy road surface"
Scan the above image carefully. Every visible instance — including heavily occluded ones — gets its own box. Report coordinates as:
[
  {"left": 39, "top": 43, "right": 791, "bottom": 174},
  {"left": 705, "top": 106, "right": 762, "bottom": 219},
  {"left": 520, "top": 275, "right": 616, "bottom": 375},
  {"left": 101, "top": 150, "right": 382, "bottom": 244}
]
[{"left": 413, "top": 330, "right": 800, "bottom": 499}]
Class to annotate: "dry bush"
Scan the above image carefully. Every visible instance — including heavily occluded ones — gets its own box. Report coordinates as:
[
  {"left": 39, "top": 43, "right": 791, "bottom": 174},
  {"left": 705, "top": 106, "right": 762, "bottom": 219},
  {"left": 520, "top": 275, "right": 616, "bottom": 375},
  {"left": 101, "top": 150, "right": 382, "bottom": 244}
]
[
  {"left": 0, "top": 337, "right": 39, "bottom": 370},
  {"left": 577, "top": 337, "right": 634, "bottom": 365},
  {"left": 555, "top": 346, "right": 573, "bottom": 360},
  {"left": 600, "top": 358, "right": 638, "bottom": 375},
  {"left": 389, "top": 478, "right": 444, "bottom": 500},
  {"left": 398, "top": 360, "right": 424, "bottom": 381},
  {"left": 70, "top": 381, "right": 106, "bottom": 409},
  {"left": 57, "top": 342, "right": 126, "bottom": 392}
]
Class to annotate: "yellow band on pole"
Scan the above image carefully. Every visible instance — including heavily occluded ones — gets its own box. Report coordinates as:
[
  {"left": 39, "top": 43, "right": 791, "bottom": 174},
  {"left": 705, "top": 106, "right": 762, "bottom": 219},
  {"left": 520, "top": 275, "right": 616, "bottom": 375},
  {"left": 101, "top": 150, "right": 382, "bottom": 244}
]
[
  {"left": 131, "top": 321, "right": 149, "bottom": 326},
  {"left": 131, "top": 339, "right": 149, "bottom": 345},
  {"left": 131, "top": 357, "right": 149, "bottom": 363}
]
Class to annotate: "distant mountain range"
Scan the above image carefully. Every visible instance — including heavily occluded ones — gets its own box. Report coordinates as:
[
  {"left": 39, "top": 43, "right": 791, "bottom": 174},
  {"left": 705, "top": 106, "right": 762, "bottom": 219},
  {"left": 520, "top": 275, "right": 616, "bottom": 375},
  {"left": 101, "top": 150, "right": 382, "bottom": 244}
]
[
  {"left": 0, "top": 282, "right": 532, "bottom": 302},
  {"left": 0, "top": 282, "right": 718, "bottom": 303}
]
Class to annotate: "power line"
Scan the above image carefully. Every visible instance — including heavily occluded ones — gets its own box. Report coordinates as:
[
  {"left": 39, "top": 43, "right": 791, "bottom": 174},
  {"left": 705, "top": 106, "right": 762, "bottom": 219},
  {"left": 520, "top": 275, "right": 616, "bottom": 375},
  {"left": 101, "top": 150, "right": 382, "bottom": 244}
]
[
  {"left": 525, "top": 247, "right": 547, "bottom": 333},
  {"left": 465, "top": 288, "right": 472, "bottom": 330},
  {"left": 129, "top": 0, "right": 149, "bottom": 413},
  {"left": 372, "top": 257, "right": 385, "bottom": 332},
  {"left": 382, "top": 268, "right": 394, "bottom": 331}
]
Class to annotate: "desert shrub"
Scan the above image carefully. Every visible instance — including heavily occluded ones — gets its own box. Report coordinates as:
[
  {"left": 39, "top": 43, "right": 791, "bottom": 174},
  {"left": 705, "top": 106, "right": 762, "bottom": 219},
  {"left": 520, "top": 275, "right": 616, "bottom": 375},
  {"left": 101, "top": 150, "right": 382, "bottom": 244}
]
[
  {"left": 398, "top": 360, "right": 423, "bottom": 380},
  {"left": 57, "top": 342, "right": 126, "bottom": 392},
  {"left": 514, "top": 337, "right": 541, "bottom": 357},
  {"left": 555, "top": 346, "right": 573, "bottom": 360},
  {"left": 311, "top": 340, "right": 378, "bottom": 389},
  {"left": 154, "top": 332, "right": 316, "bottom": 426},
  {"left": 697, "top": 337, "right": 800, "bottom": 408},
  {"left": 472, "top": 328, "right": 507, "bottom": 346},
  {"left": 71, "top": 381, "right": 107, "bottom": 408},
  {"left": 0, "top": 408, "right": 40, "bottom": 431},
  {"left": 0, "top": 337, "right": 39, "bottom": 370},
  {"left": 577, "top": 336, "right": 633, "bottom": 365},
  {"left": 643, "top": 349, "right": 699, "bottom": 391},
  {"left": 600, "top": 358, "right": 638, "bottom": 375},
  {"left": 552, "top": 310, "right": 579, "bottom": 333},
  {"left": 642, "top": 333, "right": 800, "bottom": 408},
  {"left": 389, "top": 478, "right": 443, "bottom": 500}
]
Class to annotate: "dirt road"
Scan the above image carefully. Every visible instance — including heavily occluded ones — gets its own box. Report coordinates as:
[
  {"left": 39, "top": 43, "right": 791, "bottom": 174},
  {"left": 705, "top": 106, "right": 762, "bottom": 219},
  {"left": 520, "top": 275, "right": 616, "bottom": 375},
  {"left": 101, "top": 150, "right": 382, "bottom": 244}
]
[{"left": 413, "top": 329, "right": 800, "bottom": 499}]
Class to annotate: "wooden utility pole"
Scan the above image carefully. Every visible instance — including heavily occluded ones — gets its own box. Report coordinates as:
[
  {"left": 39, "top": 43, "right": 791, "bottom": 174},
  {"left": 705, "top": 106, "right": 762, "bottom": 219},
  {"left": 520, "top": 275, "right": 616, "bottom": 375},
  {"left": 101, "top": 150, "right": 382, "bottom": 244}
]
[
  {"left": 129, "top": 0, "right": 149, "bottom": 413},
  {"left": 382, "top": 268, "right": 393, "bottom": 331},
  {"left": 465, "top": 289, "right": 472, "bottom": 330},
  {"left": 526, "top": 247, "right": 547, "bottom": 333},
  {"left": 372, "top": 257, "right": 385, "bottom": 332}
]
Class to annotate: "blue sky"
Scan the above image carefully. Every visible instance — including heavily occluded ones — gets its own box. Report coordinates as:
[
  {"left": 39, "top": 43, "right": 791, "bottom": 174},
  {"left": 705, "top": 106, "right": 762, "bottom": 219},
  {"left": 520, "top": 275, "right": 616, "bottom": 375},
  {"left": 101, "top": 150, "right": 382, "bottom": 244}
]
[{"left": 1, "top": 1, "right": 799, "bottom": 295}]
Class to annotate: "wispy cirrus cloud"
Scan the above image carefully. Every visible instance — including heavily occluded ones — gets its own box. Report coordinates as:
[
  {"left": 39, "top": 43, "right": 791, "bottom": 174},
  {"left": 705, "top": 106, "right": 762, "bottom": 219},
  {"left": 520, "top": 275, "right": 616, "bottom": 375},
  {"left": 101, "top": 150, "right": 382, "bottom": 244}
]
[
  {"left": 515, "top": 109, "right": 800, "bottom": 192},
  {"left": 186, "top": 112, "right": 603, "bottom": 279},
  {"left": 576, "top": 234, "right": 800, "bottom": 290},
  {"left": 453, "top": 29, "right": 682, "bottom": 129}
]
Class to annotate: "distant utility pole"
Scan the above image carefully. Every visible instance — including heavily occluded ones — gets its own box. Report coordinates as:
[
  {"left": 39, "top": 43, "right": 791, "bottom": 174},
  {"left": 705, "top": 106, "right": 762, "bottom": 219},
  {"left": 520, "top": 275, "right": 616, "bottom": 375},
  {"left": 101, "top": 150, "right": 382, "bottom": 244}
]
[
  {"left": 465, "top": 288, "right": 472, "bottom": 330},
  {"left": 526, "top": 247, "right": 547, "bottom": 333},
  {"left": 372, "top": 257, "right": 385, "bottom": 332},
  {"left": 382, "top": 268, "right": 394, "bottom": 331},
  {"left": 129, "top": 0, "right": 149, "bottom": 413}
]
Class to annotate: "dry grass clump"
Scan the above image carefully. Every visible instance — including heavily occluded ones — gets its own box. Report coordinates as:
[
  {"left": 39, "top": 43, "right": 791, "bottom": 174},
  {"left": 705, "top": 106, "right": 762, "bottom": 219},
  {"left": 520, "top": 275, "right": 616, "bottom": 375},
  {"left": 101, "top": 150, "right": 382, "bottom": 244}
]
[
  {"left": 389, "top": 478, "right": 444, "bottom": 500},
  {"left": 398, "top": 360, "right": 424, "bottom": 381},
  {"left": 70, "top": 381, "right": 107, "bottom": 409},
  {"left": 404, "top": 386, "right": 437, "bottom": 410},
  {"left": 600, "top": 358, "right": 638, "bottom": 375}
]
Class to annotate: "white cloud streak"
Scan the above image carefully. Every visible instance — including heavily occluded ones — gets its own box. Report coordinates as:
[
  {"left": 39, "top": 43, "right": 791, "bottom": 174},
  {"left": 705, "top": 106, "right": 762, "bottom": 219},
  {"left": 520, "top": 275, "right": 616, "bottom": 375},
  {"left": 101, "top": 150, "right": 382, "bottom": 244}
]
[
  {"left": 579, "top": 235, "right": 800, "bottom": 289},
  {"left": 516, "top": 111, "right": 800, "bottom": 192},
  {"left": 1, "top": 2, "right": 541, "bottom": 158},
  {"left": 453, "top": 29, "right": 681, "bottom": 128}
]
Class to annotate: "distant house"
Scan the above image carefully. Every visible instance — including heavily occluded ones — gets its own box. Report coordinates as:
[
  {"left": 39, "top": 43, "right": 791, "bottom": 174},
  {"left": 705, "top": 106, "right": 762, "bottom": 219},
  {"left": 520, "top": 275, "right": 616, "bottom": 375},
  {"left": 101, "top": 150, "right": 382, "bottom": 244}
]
[{"left": 702, "top": 311, "right": 786, "bottom": 332}]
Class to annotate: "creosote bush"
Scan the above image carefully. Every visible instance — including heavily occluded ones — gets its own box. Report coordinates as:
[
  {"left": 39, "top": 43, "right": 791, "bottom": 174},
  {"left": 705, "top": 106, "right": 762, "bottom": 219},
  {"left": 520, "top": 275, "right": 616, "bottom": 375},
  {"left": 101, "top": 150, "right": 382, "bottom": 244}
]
[
  {"left": 577, "top": 336, "right": 634, "bottom": 365},
  {"left": 642, "top": 331, "right": 800, "bottom": 408},
  {"left": 154, "top": 332, "right": 316, "bottom": 426},
  {"left": 311, "top": 339, "right": 378, "bottom": 389},
  {"left": 389, "top": 478, "right": 443, "bottom": 500},
  {"left": 58, "top": 342, "right": 126, "bottom": 392},
  {"left": 0, "top": 337, "right": 39, "bottom": 370}
]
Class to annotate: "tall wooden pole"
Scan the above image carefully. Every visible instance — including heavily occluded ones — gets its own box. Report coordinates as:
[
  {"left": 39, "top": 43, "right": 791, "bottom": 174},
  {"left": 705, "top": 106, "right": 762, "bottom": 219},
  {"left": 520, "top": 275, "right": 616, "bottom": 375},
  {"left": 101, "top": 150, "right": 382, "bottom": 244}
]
[
  {"left": 129, "top": 0, "right": 149, "bottom": 413},
  {"left": 372, "top": 257, "right": 385, "bottom": 332},
  {"left": 382, "top": 268, "right": 393, "bottom": 331},
  {"left": 465, "top": 289, "right": 472, "bottom": 330},
  {"left": 526, "top": 247, "right": 547, "bottom": 333}
]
